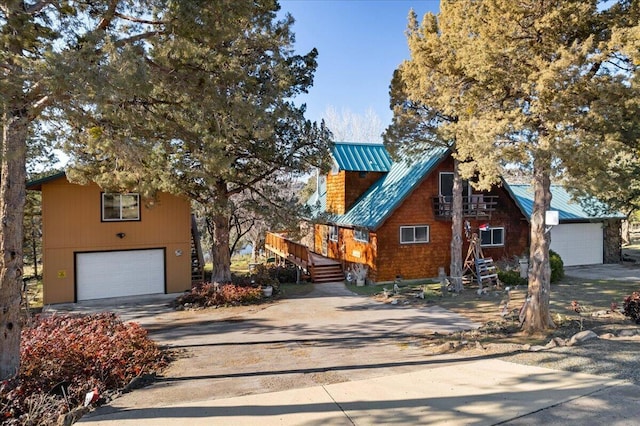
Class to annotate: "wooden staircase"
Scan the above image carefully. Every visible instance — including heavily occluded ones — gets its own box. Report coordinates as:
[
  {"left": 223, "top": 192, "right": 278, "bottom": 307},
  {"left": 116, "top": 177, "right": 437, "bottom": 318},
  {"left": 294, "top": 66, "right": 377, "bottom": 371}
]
[
  {"left": 308, "top": 252, "right": 345, "bottom": 283},
  {"left": 191, "top": 214, "right": 205, "bottom": 284}
]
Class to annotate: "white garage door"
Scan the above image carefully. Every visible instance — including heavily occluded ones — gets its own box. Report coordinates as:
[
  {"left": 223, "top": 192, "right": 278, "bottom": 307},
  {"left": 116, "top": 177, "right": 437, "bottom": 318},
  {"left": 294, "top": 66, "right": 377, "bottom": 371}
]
[
  {"left": 76, "top": 249, "right": 165, "bottom": 301},
  {"left": 550, "top": 223, "right": 603, "bottom": 266}
]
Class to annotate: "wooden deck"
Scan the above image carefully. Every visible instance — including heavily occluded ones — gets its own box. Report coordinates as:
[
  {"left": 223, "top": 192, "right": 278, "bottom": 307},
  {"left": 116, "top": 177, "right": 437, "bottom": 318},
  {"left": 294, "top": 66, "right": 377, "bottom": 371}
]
[
  {"left": 308, "top": 252, "right": 341, "bottom": 267},
  {"left": 265, "top": 232, "right": 344, "bottom": 283}
]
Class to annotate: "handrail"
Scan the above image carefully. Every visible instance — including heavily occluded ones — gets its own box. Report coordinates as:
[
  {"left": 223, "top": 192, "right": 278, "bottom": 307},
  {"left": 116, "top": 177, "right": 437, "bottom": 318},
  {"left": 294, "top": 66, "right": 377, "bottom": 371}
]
[
  {"left": 265, "top": 232, "right": 309, "bottom": 268},
  {"left": 433, "top": 195, "right": 498, "bottom": 219}
]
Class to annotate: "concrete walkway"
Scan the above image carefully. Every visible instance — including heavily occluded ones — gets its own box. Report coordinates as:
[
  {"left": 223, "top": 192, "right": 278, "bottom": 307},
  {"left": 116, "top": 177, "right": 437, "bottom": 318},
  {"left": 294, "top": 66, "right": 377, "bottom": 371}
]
[
  {"left": 65, "top": 279, "right": 640, "bottom": 425},
  {"left": 80, "top": 358, "right": 631, "bottom": 425}
]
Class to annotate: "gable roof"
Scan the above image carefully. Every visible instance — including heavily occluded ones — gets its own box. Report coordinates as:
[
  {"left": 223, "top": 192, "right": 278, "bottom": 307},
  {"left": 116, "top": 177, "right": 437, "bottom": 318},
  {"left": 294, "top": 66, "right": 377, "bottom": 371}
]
[
  {"left": 332, "top": 142, "right": 392, "bottom": 172},
  {"left": 506, "top": 184, "right": 626, "bottom": 222},
  {"left": 321, "top": 144, "right": 448, "bottom": 229},
  {"left": 26, "top": 171, "right": 66, "bottom": 191}
]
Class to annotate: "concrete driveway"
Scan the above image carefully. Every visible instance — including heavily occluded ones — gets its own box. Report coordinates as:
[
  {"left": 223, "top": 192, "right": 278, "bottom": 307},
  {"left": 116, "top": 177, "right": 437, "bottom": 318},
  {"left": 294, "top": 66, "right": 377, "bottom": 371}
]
[
  {"left": 565, "top": 263, "right": 640, "bottom": 281},
  {"left": 52, "top": 276, "right": 640, "bottom": 425}
]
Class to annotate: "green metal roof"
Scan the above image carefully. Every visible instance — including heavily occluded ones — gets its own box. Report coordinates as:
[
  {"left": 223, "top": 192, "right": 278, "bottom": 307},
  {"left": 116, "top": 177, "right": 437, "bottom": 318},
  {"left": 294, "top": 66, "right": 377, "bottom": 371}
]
[
  {"left": 332, "top": 145, "right": 449, "bottom": 229},
  {"left": 506, "top": 184, "right": 626, "bottom": 222},
  {"left": 332, "top": 142, "right": 392, "bottom": 172}
]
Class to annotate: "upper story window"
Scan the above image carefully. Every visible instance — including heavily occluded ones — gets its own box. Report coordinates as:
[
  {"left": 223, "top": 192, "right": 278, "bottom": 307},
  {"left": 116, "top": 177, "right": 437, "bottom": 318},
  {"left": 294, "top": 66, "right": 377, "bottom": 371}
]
[
  {"left": 102, "top": 193, "right": 140, "bottom": 221},
  {"left": 400, "top": 225, "right": 430, "bottom": 244},
  {"left": 480, "top": 227, "right": 504, "bottom": 247},
  {"left": 329, "top": 225, "right": 338, "bottom": 241},
  {"left": 354, "top": 227, "right": 370, "bottom": 243},
  {"left": 439, "top": 172, "right": 471, "bottom": 202}
]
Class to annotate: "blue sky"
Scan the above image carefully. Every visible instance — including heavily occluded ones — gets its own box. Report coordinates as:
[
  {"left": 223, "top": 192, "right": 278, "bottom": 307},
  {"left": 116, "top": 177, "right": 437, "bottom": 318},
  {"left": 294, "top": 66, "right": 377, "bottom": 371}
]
[{"left": 279, "top": 0, "right": 440, "bottom": 128}]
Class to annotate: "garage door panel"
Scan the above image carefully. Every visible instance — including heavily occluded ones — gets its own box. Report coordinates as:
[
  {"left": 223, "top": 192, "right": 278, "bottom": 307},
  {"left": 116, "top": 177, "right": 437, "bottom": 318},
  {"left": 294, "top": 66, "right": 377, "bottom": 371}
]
[
  {"left": 550, "top": 223, "right": 602, "bottom": 267},
  {"left": 77, "top": 249, "right": 165, "bottom": 301}
]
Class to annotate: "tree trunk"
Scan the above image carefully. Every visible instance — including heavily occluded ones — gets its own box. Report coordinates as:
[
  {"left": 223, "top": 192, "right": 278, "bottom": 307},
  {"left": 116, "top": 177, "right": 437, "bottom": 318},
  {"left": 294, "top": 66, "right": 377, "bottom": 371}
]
[
  {"left": 32, "top": 218, "right": 39, "bottom": 279},
  {"left": 449, "top": 158, "right": 464, "bottom": 292},
  {"left": 210, "top": 211, "right": 232, "bottom": 282},
  {"left": 251, "top": 239, "right": 259, "bottom": 263},
  {"left": 207, "top": 180, "right": 232, "bottom": 283},
  {"left": 522, "top": 149, "right": 555, "bottom": 333},
  {"left": 0, "top": 110, "right": 28, "bottom": 380}
]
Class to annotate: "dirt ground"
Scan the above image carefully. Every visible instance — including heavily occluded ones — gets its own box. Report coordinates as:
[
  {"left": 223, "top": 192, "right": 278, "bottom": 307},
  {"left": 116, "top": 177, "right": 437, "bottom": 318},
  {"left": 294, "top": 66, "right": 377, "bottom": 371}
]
[{"left": 368, "top": 265, "right": 640, "bottom": 347}]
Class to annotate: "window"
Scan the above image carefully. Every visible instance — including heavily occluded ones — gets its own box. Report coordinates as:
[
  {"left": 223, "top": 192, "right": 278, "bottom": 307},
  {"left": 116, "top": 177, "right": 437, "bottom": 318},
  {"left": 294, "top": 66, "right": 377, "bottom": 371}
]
[
  {"left": 102, "top": 193, "right": 140, "bottom": 221},
  {"left": 400, "top": 225, "right": 430, "bottom": 244},
  {"left": 329, "top": 225, "right": 338, "bottom": 242},
  {"left": 480, "top": 227, "right": 504, "bottom": 247},
  {"left": 354, "top": 228, "right": 370, "bottom": 243},
  {"left": 439, "top": 172, "right": 471, "bottom": 202}
]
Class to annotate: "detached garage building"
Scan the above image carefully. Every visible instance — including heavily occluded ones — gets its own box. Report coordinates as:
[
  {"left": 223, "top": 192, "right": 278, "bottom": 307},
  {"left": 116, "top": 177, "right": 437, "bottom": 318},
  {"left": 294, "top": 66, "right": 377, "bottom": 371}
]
[
  {"left": 507, "top": 184, "right": 625, "bottom": 266},
  {"left": 28, "top": 172, "right": 193, "bottom": 304}
]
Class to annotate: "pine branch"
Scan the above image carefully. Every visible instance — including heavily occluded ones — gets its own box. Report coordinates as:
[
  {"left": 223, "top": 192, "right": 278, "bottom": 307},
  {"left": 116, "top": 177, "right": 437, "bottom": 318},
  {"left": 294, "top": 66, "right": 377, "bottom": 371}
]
[
  {"left": 23, "top": 0, "right": 54, "bottom": 15},
  {"left": 114, "top": 12, "right": 166, "bottom": 26},
  {"left": 113, "top": 31, "right": 163, "bottom": 47},
  {"left": 96, "top": 0, "right": 119, "bottom": 31}
]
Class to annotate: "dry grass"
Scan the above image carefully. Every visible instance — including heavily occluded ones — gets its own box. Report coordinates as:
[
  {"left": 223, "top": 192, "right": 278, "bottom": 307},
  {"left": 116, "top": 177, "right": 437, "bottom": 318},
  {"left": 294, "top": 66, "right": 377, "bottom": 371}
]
[{"left": 363, "top": 275, "right": 637, "bottom": 346}]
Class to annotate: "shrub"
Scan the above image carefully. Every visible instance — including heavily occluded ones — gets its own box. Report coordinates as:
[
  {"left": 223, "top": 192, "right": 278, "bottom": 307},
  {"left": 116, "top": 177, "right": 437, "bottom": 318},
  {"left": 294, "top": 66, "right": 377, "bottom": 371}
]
[
  {"left": 497, "top": 269, "right": 527, "bottom": 287},
  {"left": 623, "top": 291, "right": 640, "bottom": 324},
  {"left": 550, "top": 249, "right": 565, "bottom": 283},
  {"left": 1, "top": 313, "right": 165, "bottom": 425},
  {"left": 267, "top": 264, "right": 299, "bottom": 284},
  {"left": 175, "top": 282, "right": 263, "bottom": 309}
]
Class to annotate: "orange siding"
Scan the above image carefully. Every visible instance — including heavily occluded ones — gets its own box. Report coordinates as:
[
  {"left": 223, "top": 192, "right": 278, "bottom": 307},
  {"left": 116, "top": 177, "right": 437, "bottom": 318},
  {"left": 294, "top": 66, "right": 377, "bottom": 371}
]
[
  {"left": 344, "top": 171, "right": 385, "bottom": 212},
  {"left": 326, "top": 171, "right": 346, "bottom": 214},
  {"left": 326, "top": 171, "right": 385, "bottom": 215},
  {"left": 375, "top": 160, "right": 450, "bottom": 282},
  {"left": 41, "top": 177, "right": 191, "bottom": 304}
]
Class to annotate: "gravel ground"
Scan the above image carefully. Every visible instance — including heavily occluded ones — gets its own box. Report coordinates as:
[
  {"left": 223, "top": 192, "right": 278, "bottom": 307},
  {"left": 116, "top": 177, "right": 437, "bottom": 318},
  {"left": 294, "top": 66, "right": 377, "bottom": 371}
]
[{"left": 447, "top": 321, "right": 640, "bottom": 386}]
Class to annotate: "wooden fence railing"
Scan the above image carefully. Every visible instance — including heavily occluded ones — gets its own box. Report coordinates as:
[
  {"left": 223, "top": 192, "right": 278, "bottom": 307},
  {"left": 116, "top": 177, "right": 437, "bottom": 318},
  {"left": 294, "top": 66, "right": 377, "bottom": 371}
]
[{"left": 265, "top": 232, "right": 313, "bottom": 269}]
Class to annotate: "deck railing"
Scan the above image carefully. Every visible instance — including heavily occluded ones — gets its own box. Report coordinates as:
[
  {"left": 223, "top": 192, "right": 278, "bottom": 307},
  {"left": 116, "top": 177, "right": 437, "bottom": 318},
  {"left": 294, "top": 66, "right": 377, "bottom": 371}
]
[
  {"left": 432, "top": 195, "right": 498, "bottom": 219},
  {"left": 265, "top": 232, "right": 312, "bottom": 268}
]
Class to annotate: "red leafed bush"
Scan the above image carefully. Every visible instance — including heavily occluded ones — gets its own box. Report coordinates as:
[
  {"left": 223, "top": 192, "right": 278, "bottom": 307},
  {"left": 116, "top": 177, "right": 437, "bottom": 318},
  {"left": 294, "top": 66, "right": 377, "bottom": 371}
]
[
  {"left": 1, "top": 313, "right": 166, "bottom": 425},
  {"left": 623, "top": 291, "right": 640, "bottom": 324},
  {"left": 175, "top": 282, "right": 263, "bottom": 309}
]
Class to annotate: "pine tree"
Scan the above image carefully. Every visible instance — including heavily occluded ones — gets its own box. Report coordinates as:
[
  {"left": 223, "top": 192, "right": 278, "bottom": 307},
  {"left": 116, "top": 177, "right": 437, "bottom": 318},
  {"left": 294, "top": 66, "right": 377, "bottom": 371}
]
[
  {"left": 389, "top": 0, "right": 638, "bottom": 332},
  {"left": 443, "top": 0, "right": 638, "bottom": 332},
  {"left": 62, "top": 0, "right": 332, "bottom": 282},
  {"left": 0, "top": 0, "right": 167, "bottom": 380},
  {"left": 384, "top": 8, "right": 500, "bottom": 293}
]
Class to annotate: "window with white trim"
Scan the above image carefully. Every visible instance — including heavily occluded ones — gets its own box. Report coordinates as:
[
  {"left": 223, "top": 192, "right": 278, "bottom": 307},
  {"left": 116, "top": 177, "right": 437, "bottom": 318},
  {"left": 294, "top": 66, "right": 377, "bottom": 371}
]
[
  {"left": 480, "top": 227, "right": 504, "bottom": 247},
  {"left": 354, "top": 228, "right": 370, "bottom": 243},
  {"left": 400, "top": 225, "right": 430, "bottom": 244},
  {"left": 329, "top": 225, "right": 338, "bottom": 242},
  {"left": 102, "top": 193, "right": 140, "bottom": 221}
]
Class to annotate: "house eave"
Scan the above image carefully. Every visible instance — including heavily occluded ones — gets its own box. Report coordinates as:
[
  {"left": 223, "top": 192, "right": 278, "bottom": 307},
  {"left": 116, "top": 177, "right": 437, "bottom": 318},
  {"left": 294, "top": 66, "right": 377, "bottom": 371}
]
[{"left": 26, "top": 171, "right": 66, "bottom": 191}]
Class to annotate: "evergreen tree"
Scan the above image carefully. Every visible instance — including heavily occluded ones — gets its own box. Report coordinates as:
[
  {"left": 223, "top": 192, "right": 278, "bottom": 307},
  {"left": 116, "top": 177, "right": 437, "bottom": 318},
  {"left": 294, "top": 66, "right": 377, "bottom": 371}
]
[
  {"left": 390, "top": 0, "right": 638, "bottom": 332},
  {"left": 384, "top": 8, "right": 498, "bottom": 293},
  {"left": 445, "top": 0, "right": 637, "bottom": 332},
  {"left": 0, "top": 0, "right": 167, "bottom": 380},
  {"left": 62, "top": 0, "right": 332, "bottom": 282}
]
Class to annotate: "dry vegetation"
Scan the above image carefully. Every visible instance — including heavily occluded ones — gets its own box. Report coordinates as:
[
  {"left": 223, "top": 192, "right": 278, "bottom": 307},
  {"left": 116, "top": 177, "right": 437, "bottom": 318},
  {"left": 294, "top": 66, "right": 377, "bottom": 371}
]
[{"left": 359, "top": 276, "right": 637, "bottom": 347}]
